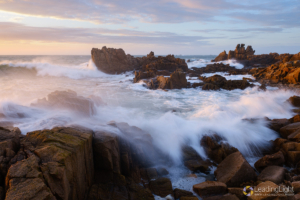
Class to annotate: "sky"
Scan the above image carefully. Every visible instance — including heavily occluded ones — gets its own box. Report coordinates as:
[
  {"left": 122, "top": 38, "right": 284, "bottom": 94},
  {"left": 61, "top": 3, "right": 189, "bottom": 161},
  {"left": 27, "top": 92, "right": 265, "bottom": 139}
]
[{"left": 0, "top": 0, "right": 299, "bottom": 55}]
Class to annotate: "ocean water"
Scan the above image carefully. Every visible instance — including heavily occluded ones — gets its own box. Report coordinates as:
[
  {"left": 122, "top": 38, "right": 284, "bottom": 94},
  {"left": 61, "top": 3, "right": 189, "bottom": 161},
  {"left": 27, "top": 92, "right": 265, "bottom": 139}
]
[{"left": 0, "top": 55, "right": 297, "bottom": 197}]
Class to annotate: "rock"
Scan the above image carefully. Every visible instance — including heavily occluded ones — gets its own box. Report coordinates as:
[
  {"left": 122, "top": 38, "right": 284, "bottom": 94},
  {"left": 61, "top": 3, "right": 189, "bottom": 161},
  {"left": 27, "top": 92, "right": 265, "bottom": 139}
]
[
  {"left": 156, "top": 167, "right": 169, "bottom": 176},
  {"left": 127, "top": 182, "right": 155, "bottom": 200},
  {"left": 214, "top": 151, "right": 257, "bottom": 187},
  {"left": 280, "top": 122, "right": 300, "bottom": 138},
  {"left": 11, "top": 127, "right": 95, "bottom": 200},
  {"left": 184, "top": 160, "right": 213, "bottom": 173},
  {"left": 173, "top": 188, "right": 195, "bottom": 199},
  {"left": 153, "top": 70, "right": 187, "bottom": 90},
  {"left": 31, "top": 90, "right": 97, "bottom": 116},
  {"left": 201, "top": 75, "right": 251, "bottom": 91},
  {"left": 149, "top": 177, "right": 173, "bottom": 197},
  {"left": 289, "top": 96, "right": 300, "bottom": 107},
  {"left": 254, "top": 151, "right": 285, "bottom": 172},
  {"left": 200, "top": 135, "right": 238, "bottom": 163},
  {"left": 91, "top": 46, "right": 140, "bottom": 74},
  {"left": 267, "top": 118, "right": 290, "bottom": 132},
  {"left": 202, "top": 83, "right": 220, "bottom": 90},
  {"left": 193, "top": 181, "right": 227, "bottom": 197},
  {"left": 213, "top": 51, "right": 228, "bottom": 62},
  {"left": 285, "top": 68, "right": 300, "bottom": 84},
  {"left": 248, "top": 181, "right": 278, "bottom": 200},
  {"left": 169, "top": 70, "right": 188, "bottom": 89},
  {"left": 134, "top": 71, "right": 155, "bottom": 83},
  {"left": 257, "top": 166, "right": 286, "bottom": 184}
]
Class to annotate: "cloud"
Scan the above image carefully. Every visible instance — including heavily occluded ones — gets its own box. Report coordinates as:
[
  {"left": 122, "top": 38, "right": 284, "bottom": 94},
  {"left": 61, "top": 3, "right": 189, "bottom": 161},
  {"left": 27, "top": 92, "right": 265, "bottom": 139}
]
[
  {"left": 0, "top": 22, "right": 213, "bottom": 45},
  {"left": 0, "top": 0, "right": 298, "bottom": 27},
  {"left": 194, "top": 27, "right": 284, "bottom": 33}
]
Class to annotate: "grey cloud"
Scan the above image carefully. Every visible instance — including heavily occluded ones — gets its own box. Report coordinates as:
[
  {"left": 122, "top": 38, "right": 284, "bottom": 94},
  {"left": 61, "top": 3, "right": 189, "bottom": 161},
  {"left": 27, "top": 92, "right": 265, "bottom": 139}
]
[{"left": 0, "top": 22, "right": 212, "bottom": 45}]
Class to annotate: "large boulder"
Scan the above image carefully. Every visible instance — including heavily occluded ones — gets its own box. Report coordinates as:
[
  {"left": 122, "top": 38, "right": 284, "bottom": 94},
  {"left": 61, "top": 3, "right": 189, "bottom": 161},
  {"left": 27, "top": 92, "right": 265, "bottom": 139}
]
[
  {"left": 213, "top": 51, "right": 228, "bottom": 62},
  {"left": 173, "top": 188, "right": 195, "bottom": 199},
  {"left": 6, "top": 127, "right": 94, "bottom": 200},
  {"left": 289, "top": 96, "right": 300, "bottom": 107},
  {"left": 279, "top": 122, "right": 300, "bottom": 138},
  {"left": 152, "top": 70, "right": 187, "bottom": 90},
  {"left": 254, "top": 151, "right": 285, "bottom": 172},
  {"left": 248, "top": 181, "right": 279, "bottom": 200},
  {"left": 257, "top": 166, "right": 286, "bottom": 184},
  {"left": 214, "top": 151, "right": 257, "bottom": 187},
  {"left": 91, "top": 46, "right": 140, "bottom": 74},
  {"left": 149, "top": 178, "right": 173, "bottom": 197},
  {"left": 193, "top": 181, "right": 227, "bottom": 197}
]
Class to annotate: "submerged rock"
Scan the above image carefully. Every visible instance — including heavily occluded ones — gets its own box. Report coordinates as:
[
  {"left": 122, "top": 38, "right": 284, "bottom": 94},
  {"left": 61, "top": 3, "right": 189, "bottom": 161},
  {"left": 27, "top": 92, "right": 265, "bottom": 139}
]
[{"left": 31, "top": 90, "right": 99, "bottom": 116}]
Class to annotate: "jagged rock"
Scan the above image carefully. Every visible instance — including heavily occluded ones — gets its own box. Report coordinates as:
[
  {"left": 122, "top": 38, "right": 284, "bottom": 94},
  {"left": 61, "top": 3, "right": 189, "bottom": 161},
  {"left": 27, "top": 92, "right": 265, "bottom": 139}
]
[
  {"left": 182, "top": 145, "right": 213, "bottom": 173},
  {"left": 91, "top": 46, "right": 140, "bottom": 74},
  {"left": 257, "top": 166, "right": 286, "bottom": 184},
  {"left": 13, "top": 127, "right": 95, "bottom": 200},
  {"left": 193, "top": 181, "right": 227, "bottom": 197},
  {"left": 254, "top": 151, "right": 285, "bottom": 172},
  {"left": 31, "top": 90, "right": 97, "bottom": 116},
  {"left": 253, "top": 61, "right": 300, "bottom": 84},
  {"left": 134, "top": 71, "right": 155, "bottom": 83},
  {"left": 149, "top": 177, "right": 173, "bottom": 197},
  {"left": 202, "top": 83, "right": 220, "bottom": 90},
  {"left": 200, "top": 135, "right": 238, "bottom": 164},
  {"left": 214, "top": 151, "right": 257, "bottom": 187},
  {"left": 152, "top": 70, "right": 188, "bottom": 90},
  {"left": 213, "top": 51, "right": 228, "bottom": 62}
]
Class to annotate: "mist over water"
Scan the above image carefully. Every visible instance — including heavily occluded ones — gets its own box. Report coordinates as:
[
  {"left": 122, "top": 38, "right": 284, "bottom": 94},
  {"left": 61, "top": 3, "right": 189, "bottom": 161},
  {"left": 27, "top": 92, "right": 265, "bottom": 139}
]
[{"left": 0, "top": 55, "right": 297, "bottom": 166}]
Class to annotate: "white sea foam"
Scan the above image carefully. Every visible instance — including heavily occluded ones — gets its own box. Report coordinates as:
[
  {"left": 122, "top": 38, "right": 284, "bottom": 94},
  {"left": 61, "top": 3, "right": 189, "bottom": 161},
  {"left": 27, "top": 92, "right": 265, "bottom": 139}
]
[{"left": 187, "top": 58, "right": 244, "bottom": 69}]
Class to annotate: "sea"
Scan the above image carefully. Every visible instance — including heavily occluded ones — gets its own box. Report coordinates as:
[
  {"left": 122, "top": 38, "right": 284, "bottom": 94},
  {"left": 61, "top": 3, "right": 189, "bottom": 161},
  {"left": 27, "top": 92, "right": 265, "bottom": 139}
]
[{"left": 0, "top": 55, "right": 296, "bottom": 196}]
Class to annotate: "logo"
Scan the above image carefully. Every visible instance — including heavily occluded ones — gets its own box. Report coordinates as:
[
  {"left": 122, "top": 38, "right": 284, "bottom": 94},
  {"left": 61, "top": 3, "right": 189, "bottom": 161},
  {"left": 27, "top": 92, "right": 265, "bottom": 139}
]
[{"left": 243, "top": 186, "right": 254, "bottom": 196}]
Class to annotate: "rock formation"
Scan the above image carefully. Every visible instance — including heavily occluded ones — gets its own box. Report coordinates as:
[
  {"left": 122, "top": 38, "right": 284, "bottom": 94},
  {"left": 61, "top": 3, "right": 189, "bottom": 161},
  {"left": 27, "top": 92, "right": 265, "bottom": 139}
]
[
  {"left": 213, "top": 44, "right": 298, "bottom": 67},
  {"left": 252, "top": 60, "right": 300, "bottom": 84},
  {"left": 91, "top": 46, "right": 140, "bottom": 74},
  {"left": 92, "top": 47, "right": 188, "bottom": 76}
]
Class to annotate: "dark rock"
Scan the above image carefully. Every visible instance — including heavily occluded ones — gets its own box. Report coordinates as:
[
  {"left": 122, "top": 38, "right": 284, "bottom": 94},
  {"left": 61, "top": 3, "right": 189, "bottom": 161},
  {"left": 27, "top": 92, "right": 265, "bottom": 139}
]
[
  {"left": 227, "top": 188, "right": 244, "bottom": 200},
  {"left": 289, "top": 96, "right": 300, "bottom": 107},
  {"left": 254, "top": 151, "right": 285, "bottom": 172},
  {"left": 214, "top": 151, "right": 257, "bottom": 187},
  {"left": 202, "top": 83, "right": 220, "bottom": 90},
  {"left": 248, "top": 181, "right": 279, "bottom": 200},
  {"left": 193, "top": 181, "right": 227, "bottom": 197},
  {"left": 149, "top": 177, "right": 173, "bottom": 197},
  {"left": 201, "top": 135, "right": 238, "bottom": 164},
  {"left": 279, "top": 122, "right": 300, "bottom": 138},
  {"left": 184, "top": 160, "right": 213, "bottom": 173},
  {"left": 257, "top": 166, "right": 286, "bottom": 184},
  {"left": 157, "top": 167, "right": 169, "bottom": 176},
  {"left": 91, "top": 46, "right": 140, "bottom": 74},
  {"left": 173, "top": 188, "right": 194, "bottom": 199},
  {"left": 267, "top": 118, "right": 290, "bottom": 132}
]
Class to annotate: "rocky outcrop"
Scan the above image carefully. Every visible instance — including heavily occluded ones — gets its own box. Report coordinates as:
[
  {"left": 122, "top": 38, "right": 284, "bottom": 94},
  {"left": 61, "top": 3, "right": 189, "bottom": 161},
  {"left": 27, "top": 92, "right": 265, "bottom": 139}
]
[
  {"left": 91, "top": 47, "right": 140, "bottom": 74},
  {"left": 6, "top": 127, "right": 94, "bottom": 200},
  {"left": 252, "top": 60, "right": 300, "bottom": 84},
  {"left": 148, "top": 70, "right": 188, "bottom": 90},
  {"left": 200, "top": 75, "right": 252, "bottom": 91},
  {"left": 92, "top": 47, "right": 188, "bottom": 76},
  {"left": 214, "top": 151, "right": 257, "bottom": 187},
  {"left": 213, "top": 44, "right": 298, "bottom": 67}
]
